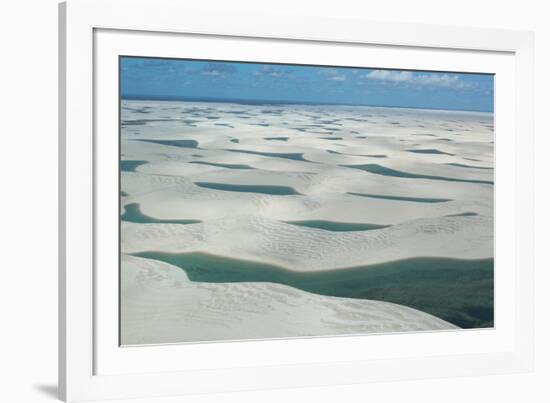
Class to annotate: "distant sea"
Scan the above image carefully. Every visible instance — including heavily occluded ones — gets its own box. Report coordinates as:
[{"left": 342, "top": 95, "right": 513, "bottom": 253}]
[{"left": 121, "top": 94, "right": 493, "bottom": 113}]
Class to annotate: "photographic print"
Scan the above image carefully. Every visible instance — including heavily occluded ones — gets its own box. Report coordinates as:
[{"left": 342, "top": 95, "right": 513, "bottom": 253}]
[{"left": 119, "top": 57, "right": 494, "bottom": 345}]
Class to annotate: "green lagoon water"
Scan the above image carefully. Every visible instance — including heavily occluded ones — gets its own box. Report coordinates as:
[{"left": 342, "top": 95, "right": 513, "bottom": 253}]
[
  {"left": 189, "top": 161, "right": 255, "bottom": 170},
  {"left": 120, "top": 160, "right": 148, "bottom": 172},
  {"left": 445, "top": 212, "right": 478, "bottom": 217},
  {"left": 407, "top": 148, "right": 455, "bottom": 156},
  {"left": 447, "top": 163, "right": 493, "bottom": 170},
  {"left": 348, "top": 192, "right": 452, "bottom": 203},
  {"left": 121, "top": 203, "right": 201, "bottom": 225},
  {"left": 136, "top": 139, "right": 199, "bottom": 148},
  {"left": 285, "top": 220, "right": 390, "bottom": 232},
  {"left": 265, "top": 137, "right": 289, "bottom": 141},
  {"left": 224, "top": 149, "right": 310, "bottom": 162},
  {"left": 328, "top": 150, "right": 387, "bottom": 158},
  {"left": 132, "top": 252, "right": 494, "bottom": 329},
  {"left": 194, "top": 182, "right": 302, "bottom": 195},
  {"left": 343, "top": 163, "right": 494, "bottom": 185}
]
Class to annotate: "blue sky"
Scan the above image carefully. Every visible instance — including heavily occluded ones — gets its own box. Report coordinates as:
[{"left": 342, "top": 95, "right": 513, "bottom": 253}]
[{"left": 121, "top": 57, "right": 494, "bottom": 112}]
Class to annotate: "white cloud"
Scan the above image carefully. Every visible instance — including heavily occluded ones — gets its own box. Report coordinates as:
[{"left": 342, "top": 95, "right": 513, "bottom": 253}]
[
  {"left": 415, "top": 74, "right": 459, "bottom": 87},
  {"left": 200, "top": 63, "right": 236, "bottom": 77},
  {"left": 254, "top": 66, "right": 298, "bottom": 80},
  {"left": 365, "top": 70, "right": 413, "bottom": 82},
  {"left": 330, "top": 75, "right": 346, "bottom": 81},
  {"left": 202, "top": 70, "right": 220, "bottom": 76},
  {"left": 318, "top": 68, "right": 347, "bottom": 82},
  {"left": 255, "top": 66, "right": 284, "bottom": 78},
  {"left": 364, "top": 70, "right": 475, "bottom": 89}
]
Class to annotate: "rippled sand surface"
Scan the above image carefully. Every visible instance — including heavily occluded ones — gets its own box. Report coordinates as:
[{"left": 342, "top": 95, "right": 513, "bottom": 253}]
[{"left": 120, "top": 100, "right": 493, "bottom": 345}]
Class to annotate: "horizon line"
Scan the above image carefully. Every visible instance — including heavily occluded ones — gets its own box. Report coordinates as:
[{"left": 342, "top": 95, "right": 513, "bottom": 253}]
[{"left": 121, "top": 93, "right": 494, "bottom": 113}]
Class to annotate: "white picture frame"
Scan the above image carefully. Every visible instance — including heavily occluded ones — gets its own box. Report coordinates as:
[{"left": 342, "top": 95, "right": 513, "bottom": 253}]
[{"left": 59, "top": 0, "right": 534, "bottom": 401}]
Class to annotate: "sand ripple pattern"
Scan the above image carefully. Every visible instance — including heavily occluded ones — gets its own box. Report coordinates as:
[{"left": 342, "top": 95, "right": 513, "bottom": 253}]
[
  {"left": 120, "top": 100, "right": 493, "bottom": 343},
  {"left": 122, "top": 255, "right": 455, "bottom": 345}
]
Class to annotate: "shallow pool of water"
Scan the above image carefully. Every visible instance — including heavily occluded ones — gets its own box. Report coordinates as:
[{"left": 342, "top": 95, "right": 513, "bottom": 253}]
[
  {"left": 285, "top": 220, "right": 390, "bottom": 232},
  {"left": 224, "top": 149, "right": 311, "bottom": 162},
  {"left": 136, "top": 139, "right": 199, "bottom": 148},
  {"left": 348, "top": 192, "right": 452, "bottom": 203},
  {"left": 189, "top": 161, "right": 255, "bottom": 170},
  {"left": 121, "top": 203, "right": 201, "bottom": 224},
  {"left": 194, "top": 182, "right": 302, "bottom": 195},
  {"left": 131, "top": 252, "right": 494, "bottom": 329},
  {"left": 343, "top": 164, "right": 494, "bottom": 185},
  {"left": 120, "top": 160, "right": 148, "bottom": 172}
]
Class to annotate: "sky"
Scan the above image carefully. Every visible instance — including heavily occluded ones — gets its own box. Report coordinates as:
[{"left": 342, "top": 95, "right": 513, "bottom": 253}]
[{"left": 120, "top": 57, "right": 494, "bottom": 112}]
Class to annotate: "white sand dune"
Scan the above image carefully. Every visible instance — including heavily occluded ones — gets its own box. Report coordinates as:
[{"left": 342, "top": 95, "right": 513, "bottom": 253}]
[
  {"left": 120, "top": 99, "right": 493, "bottom": 344},
  {"left": 121, "top": 171, "right": 491, "bottom": 225},
  {"left": 121, "top": 254, "right": 456, "bottom": 345},
  {"left": 121, "top": 213, "right": 492, "bottom": 271}
]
